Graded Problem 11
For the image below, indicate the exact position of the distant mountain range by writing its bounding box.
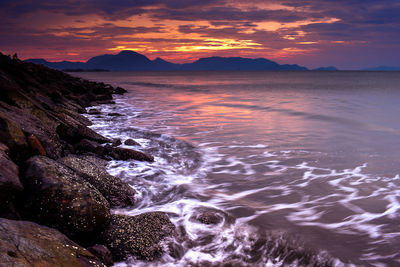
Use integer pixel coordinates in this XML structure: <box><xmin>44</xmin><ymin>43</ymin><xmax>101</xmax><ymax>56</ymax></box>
<box><xmin>312</xmin><ymin>66</ymin><xmax>338</xmax><ymax>71</ymax></box>
<box><xmin>26</xmin><ymin>50</ymin><xmax>400</xmax><ymax>71</ymax></box>
<box><xmin>26</xmin><ymin>50</ymin><xmax>308</xmax><ymax>71</ymax></box>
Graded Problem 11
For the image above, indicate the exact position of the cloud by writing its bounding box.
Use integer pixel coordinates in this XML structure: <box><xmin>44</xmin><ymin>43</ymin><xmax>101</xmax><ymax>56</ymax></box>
<box><xmin>0</xmin><ymin>0</ymin><xmax>399</xmax><ymax>68</ymax></box>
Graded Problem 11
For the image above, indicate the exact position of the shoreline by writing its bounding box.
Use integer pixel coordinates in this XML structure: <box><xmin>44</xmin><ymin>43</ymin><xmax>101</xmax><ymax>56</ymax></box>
<box><xmin>0</xmin><ymin>52</ymin><xmax>176</xmax><ymax>266</ymax></box>
<box><xmin>0</xmin><ymin>53</ymin><xmax>335</xmax><ymax>266</ymax></box>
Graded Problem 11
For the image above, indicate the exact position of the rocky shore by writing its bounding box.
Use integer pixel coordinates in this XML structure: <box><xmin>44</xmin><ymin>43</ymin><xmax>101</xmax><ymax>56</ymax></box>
<box><xmin>0</xmin><ymin>53</ymin><xmax>174</xmax><ymax>266</ymax></box>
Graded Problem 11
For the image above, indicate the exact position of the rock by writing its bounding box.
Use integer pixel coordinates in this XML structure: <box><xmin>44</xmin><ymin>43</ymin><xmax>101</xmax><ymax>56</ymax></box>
<box><xmin>108</xmin><ymin>112</ymin><xmax>123</xmax><ymax>117</ymax></box>
<box><xmin>57</xmin><ymin>122</ymin><xmax>111</xmax><ymax>144</ymax></box>
<box><xmin>0</xmin><ymin>106</ymin><xmax>63</xmax><ymax>161</ymax></box>
<box><xmin>28</xmin><ymin>134</ymin><xmax>46</xmax><ymax>156</ymax></box>
<box><xmin>0</xmin><ymin>143</ymin><xmax>23</xmax><ymax>219</ymax></box>
<box><xmin>0</xmin><ymin>143</ymin><xmax>23</xmax><ymax>203</ymax></box>
<box><xmin>109</xmin><ymin>147</ymin><xmax>154</xmax><ymax>162</ymax></box>
<box><xmin>0</xmin><ymin>218</ymin><xmax>105</xmax><ymax>267</ymax></box>
<box><xmin>0</xmin><ymin>112</ymin><xmax>28</xmax><ymax>162</ymax></box>
<box><xmin>58</xmin><ymin>155</ymin><xmax>136</xmax><ymax>208</ymax></box>
<box><xmin>113</xmin><ymin>86</ymin><xmax>127</xmax><ymax>94</ymax></box>
<box><xmin>124</xmin><ymin>139</ymin><xmax>141</xmax><ymax>146</ymax></box>
<box><xmin>22</xmin><ymin>156</ymin><xmax>110</xmax><ymax>238</ymax></box>
<box><xmin>88</xmin><ymin>108</ymin><xmax>101</xmax><ymax>115</ymax></box>
<box><xmin>74</xmin><ymin>139</ymin><xmax>100</xmax><ymax>153</ymax></box>
<box><xmin>196</xmin><ymin>211</ymin><xmax>223</xmax><ymax>225</ymax></box>
<box><xmin>99</xmin><ymin>213</ymin><xmax>175</xmax><ymax>261</ymax></box>
<box><xmin>112</xmin><ymin>139</ymin><xmax>122</xmax><ymax>147</ymax></box>
<box><xmin>87</xmin><ymin>245</ymin><xmax>114</xmax><ymax>266</ymax></box>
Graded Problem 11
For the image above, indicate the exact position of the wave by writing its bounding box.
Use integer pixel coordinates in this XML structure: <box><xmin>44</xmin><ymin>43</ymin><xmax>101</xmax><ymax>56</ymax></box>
<box><xmin>84</xmin><ymin>98</ymin><xmax>340</xmax><ymax>266</ymax></box>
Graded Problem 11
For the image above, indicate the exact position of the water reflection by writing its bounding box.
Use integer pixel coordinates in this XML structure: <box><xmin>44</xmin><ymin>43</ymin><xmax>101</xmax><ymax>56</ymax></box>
<box><xmin>77</xmin><ymin>71</ymin><xmax>400</xmax><ymax>265</ymax></box>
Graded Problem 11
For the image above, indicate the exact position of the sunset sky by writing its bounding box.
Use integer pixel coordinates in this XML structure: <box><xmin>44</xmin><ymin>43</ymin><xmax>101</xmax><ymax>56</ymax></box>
<box><xmin>1</xmin><ymin>0</ymin><xmax>399</xmax><ymax>69</ymax></box>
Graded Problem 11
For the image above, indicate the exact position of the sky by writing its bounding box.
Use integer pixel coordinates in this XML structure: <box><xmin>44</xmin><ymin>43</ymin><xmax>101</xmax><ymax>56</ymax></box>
<box><xmin>0</xmin><ymin>0</ymin><xmax>399</xmax><ymax>69</ymax></box>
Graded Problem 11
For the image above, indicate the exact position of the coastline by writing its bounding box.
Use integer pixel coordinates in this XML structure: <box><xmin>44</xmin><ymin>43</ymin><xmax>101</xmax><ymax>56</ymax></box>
<box><xmin>0</xmin><ymin>53</ymin><xmax>336</xmax><ymax>266</ymax></box>
<box><xmin>0</xmin><ymin>53</ymin><xmax>175</xmax><ymax>266</ymax></box>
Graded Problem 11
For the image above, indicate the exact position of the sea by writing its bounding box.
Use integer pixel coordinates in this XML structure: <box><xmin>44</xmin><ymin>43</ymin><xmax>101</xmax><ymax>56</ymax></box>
<box><xmin>75</xmin><ymin>71</ymin><xmax>400</xmax><ymax>266</ymax></box>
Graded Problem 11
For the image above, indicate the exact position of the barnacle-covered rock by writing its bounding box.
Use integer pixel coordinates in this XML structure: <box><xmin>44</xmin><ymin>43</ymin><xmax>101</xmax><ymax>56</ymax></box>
<box><xmin>21</xmin><ymin>156</ymin><xmax>110</xmax><ymax>238</ymax></box>
<box><xmin>99</xmin><ymin>213</ymin><xmax>175</xmax><ymax>261</ymax></box>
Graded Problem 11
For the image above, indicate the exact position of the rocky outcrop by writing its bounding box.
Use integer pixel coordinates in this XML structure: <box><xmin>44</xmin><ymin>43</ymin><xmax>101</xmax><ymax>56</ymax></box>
<box><xmin>58</xmin><ymin>155</ymin><xmax>136</xmax><ymax>208</ymax></box>
<box><xmin>27</xmin><ymin>134</ymin><xmax>46</xmax><ymax>156</ymax></box>
<box><xmin>0</xmin><ymin>143</ymin><xmax>23</xmax><ymax>219</ymax></box>
<box><xmin>99</xmin><ymin>213</ymin><xmax>175</xmax><ymax>261</ymax></box>
<box><xmin>108</xmin><ymin>147</ymin><xmax>154</xmax><ymax>162</ymax></box>
<box><xmin>0</xmin><ymin>112</ymin><xmax>29</xmax><ymax>162</ymax></box>
<box><xmin>87</xmin><ymin>245</ymin><xmax>114</xmax><ymax>267</ymax></box>
<box><xmin>195</xmin><ymin>210</ymin><xmax>224</xmax><ymax>225</ymax></box>
<box><xmin>57</xmin><ymin>122</ymin><xmax>111</xmax><ymax>145</ymax></box>
<box><xmin>0</xmin><ymin>143</ymin><xmax>23</xmax><ymax>202</ymax></box>
<box><xmin>114</xmin><ymin>86</ymin><xmax>127</xmax><ymax>94</ymax></box>
<box><xmin>0</xmin><ymin>53</ymin><xmax>176</xmax><ymax>264</ymax></box>
<box><xmin>124</xmin><ymin>138</ymin><xmax>141</xmax><ymax>146</ymax></box>
<box><xmin>21</xmin><ymin>156</ymin><xmax>110</xmax><ymax>238</ymax></box>
<box><xmin>0</xmin><ymin>218</ymin><xmax>105</xmax><ymax>267</ymax></box>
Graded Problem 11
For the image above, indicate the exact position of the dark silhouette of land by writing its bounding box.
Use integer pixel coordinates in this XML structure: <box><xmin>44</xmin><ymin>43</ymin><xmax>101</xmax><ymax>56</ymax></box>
<box><xmin>312</xmin><ymin>66</ymin><xmax>338</xmax><ymax>71</ymax></box>
<box><xmin>26</xmin><ymin>50</ymin><xmax>308</xmax><ymax>71</ymax></box>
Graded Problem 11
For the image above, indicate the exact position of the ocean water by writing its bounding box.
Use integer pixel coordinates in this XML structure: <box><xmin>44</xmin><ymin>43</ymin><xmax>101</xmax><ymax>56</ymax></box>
<box><xmin>76</xmin><ymin>71</ymin><xmax>400</xmax><ymax>266</ymax></box>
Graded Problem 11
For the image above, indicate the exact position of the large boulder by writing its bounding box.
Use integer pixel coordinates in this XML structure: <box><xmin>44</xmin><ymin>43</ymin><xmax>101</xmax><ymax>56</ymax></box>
<box><xmin>0</xmin><ymin>143</ymin><xmax>23</xmax><ymax>219</ymax></box>
<box><xmin>87</xmin><ymin>245</ymin><xmax>114</xmax><ymax>267</ymax></box>
<box><xmin>57</xmin><ymin>122</ymin><xmax>111</xmax><ymax>145</ymax></box>
<box><xmin>58</xmin><ymin>155</ymin><xmax>136</xmax><ymax>208</ymax></box>
<box><xmin>0</xmin><ymin>143</ymin><xmax>23</xmax><ymax>203</ymax></box>
<box><xmin>0</xmin><ymin>218</ymin><xmax>105</xmax><ymax>267</ymax></box>
<box><xmin>0</xmin><ymin>112</ymin><xmax>28</xmax><ymax>162</ymax></box>
<box><xmin>124</xmin><ymin>139</ymin><xmax>141</xmax><ymax>146</ymax></box>
<box><xmin>0</xmin><ymin>105</ymin><xmax>63</xmax><ymax>161</ymax></box>
<box><xmin>108</xmin><ymin>147</ymin><xmax>154</xmax><ymax>162</ymax></box>
<box><xmin>99</xmin><ymin>213</ymin><xmax>175</xmax><ymax>261</ymax></box>
<box><xmin>21</xmin><ymin>156</ymin><xmax>110</xmax><ymax>239</ymax></box>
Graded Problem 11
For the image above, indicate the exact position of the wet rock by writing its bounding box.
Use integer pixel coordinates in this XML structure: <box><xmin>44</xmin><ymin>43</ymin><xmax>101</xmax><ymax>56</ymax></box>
<box><xmin>108</xmin><ymin>112</ymin><xmax>123</xmax><ymax>117</ymax></box>
<box><xmin>112</xmin><ymin>139</ymin><xmax>122</xmax><ymax>147</ymax></box>
<box><xmin>87</xmin><ymin>244</ymin><xmax>114</xmax><ymax>266</ymax></box>
<box><xmin>88</xmin><ymin>108</ymin><xmax>101</xmax><ymax>115</ymax></box>
<box><xmin>22</xmin><ymin>156</ymin><xmax>110</xmax><ymax>238</ymax></box>
<box><xmin>0</xmin><ymin>143</ymin><xmax>23</xmax><ymax>219</ymax></box>
<box><xmin>57</xmin><ymin>122</ymin><xmax>111</xmax><ymax>144</ymax></box>
<box><xmin>109</xmin><ymin>147</ymin><xmax>154</xmax><ymax>162</ymax></box>
<box><xmin>0</xmin><ymin>106</ymin><xmax>63</xmax><ymax>161</ymax></box>
<box><xmin>0</xmin><ymin>112</ymin><xmax>28</xmax><ymax>162</ymax></box>
<box><xmin>196</xmin><ymin>211</ymin><xmax>224</xmax><ymax>225</ymax></box>
<box><xmin>0</xmin><ymin>142</ymin><xmax>23</xmax><ymax>207</ymax></box>
<box><xmin>74</xmin><ymin>139</ymin><xmax>100</xmax><ymax>153</ymax></box>
<box><xmin>58</xmin><ymin>155</ymin><xmax>136</xmax><ymax>208</ymax></box>
<box><xmin>99</xmin><ymin>213</ymin><xmax>175</xmax><ymax>261</ymax></box>
<box><xmin>94</xmin><ymin>145</ymin><xmax>107</xmax><ymax>157</ymax></box>
<box><xmin>27</xmin><ymin>134</ymin><xmax>46</xmax><ymax>156</ymax></box>
<box><xmin>113</xmin><ymin>86</ymin><xmax>127</xmax><ymax>94</ymax></box>
<box><xmin>124</xmin><ymin>139</ymin><xmax>141</xmax><ymax>146</ymax></box>
<box><xmin>0</xmin><ymin>218</ymin><xmax>105</xmax><ymax>267</ymax></box>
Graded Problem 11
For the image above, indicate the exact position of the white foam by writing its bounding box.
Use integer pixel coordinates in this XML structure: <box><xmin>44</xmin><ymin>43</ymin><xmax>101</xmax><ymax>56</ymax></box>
<box><xmin>83</xmin><ymin>95</ymin><xmax>400</xmax><ymax>266</ymax></box>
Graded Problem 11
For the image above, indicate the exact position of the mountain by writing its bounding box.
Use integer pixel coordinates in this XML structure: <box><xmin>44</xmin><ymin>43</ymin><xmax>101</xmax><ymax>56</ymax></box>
<box><xmin>181</xmin><ymin>57</ymin><xmax>307</xmax><ymax>71</ymax></box>
<box><xmin>362</xmin><ymin>66</ymin><xmax>400</xmax><ymax>71</ymax></box>
<box><xmin>86</xmin><ymin>50</ymin><xmax>153</xmax><ymax>71</ymax></box>
<box><xmin>26</xmin><ymin>59</ymin><xmax>86</xmax><ymax>70</ymax></box>
<box><xmin>26</xmin><ymin>50</ymin><xmax>308</xmax><ymax>71</ymax></box>
<box><xmin>313</xmin><ymin>66</ymin><xmax>338</xmax><ymax>71</ymax></box>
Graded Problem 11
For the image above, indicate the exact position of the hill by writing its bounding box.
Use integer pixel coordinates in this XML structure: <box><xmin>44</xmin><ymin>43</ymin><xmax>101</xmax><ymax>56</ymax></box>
<box><xmin>26</xmin><ymin>50</ymin><xmax>308</xmax><ymax>71</ymax></box>
<box><xmin>312</xmin><ymin>66</ymin><xmax>338</xmax><ymax>71</ymax></box>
